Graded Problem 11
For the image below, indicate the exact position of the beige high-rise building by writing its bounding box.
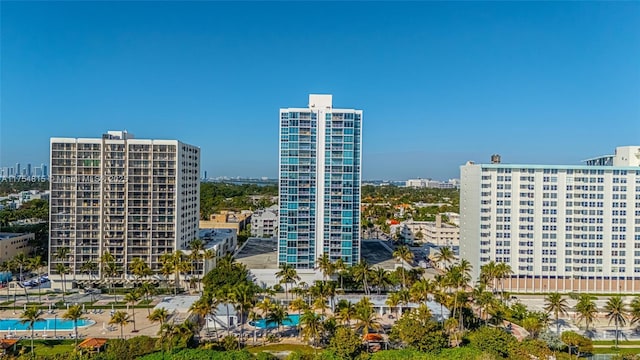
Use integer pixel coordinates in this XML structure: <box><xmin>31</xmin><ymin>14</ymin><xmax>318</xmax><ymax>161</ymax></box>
<box><xmin>49</xmin><ymin>131</ymin><xmax>200</xmax><ymax>286</ymax></box>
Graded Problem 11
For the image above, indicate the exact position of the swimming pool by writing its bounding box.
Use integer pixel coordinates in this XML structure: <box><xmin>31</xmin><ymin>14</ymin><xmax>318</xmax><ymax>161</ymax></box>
<box><xmin>0</xmin><ymin>318</ymin><xmax>95</xmax><ymax>331</ymax></box>
<box><xmin>249</xmin><ymin>314</ymin><xmax>300</xmax><ymax>329</ymax></box>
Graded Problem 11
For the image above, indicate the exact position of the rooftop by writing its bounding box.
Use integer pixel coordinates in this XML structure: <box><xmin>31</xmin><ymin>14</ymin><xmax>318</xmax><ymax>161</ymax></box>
<box><xmin>236</xmin><ymin>238</ymin><xmax>397</xmax><ymax>270</ymax></box>
<box><xmin>0</xmin><ymin>233</ymin><xmax>27</xmax><ymax>240</ymax></box>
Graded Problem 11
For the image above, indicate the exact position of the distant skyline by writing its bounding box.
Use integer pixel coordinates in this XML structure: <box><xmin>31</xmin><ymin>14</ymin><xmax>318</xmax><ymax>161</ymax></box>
<box><xmin>1</xmin><ymin>2</ymin><xmax>639</xmax><ymax>180</ymax></box>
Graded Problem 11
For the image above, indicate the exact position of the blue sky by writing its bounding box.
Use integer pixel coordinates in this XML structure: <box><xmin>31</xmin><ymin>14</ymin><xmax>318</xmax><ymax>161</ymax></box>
<box><xmin>1</xmin><ymin>2</ymin><xmax>639</xmax><ymax>180</ymax></box>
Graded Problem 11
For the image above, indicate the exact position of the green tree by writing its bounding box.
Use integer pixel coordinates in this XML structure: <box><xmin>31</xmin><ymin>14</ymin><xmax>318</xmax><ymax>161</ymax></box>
<box><xmin>190</xmin><ymin>296</ymin><xmax>213</xmax><ymax>334</ymax></box>
<box><xmin>276</xmin><ymin>263</ymin><xmax>300</xmax><ymax>300</ymax></box>
<box><xmin>129</xmin><ymin>257</ymin><xmax>152</xmax><ymax>284</ymax></box>
<box><xmin>110</xmin><ymin>310</ymin><xmax>131</xmax><ymax>339</ymax></box>
<box><xmin>389</xmin><ymin>304</ymin><xmax>448</xmax><ymax>352</ymax></box>
<box><xmin>354</xmin><ymin>297</ymin><xmax>382</xmax><ymax>336</ymax></box>
<box><xmin>371</xmin><ymin>267</ymin><xmax>392</xmax><ymax>295</ymax></box>
<box><xmin>352</xmin><ymin>260</ymin><xmax>372</xmax><ymax>295</ymax></box>
<box><xmin>148</xmin><ymin>308</ymin><xmax>169</xmax><ymax>327</ymax></box>
<box><xmin>467</xmin><ymin>326</ymin><xmax>518</xmax><ymax>358</ymax></box>
<box><xmin>55</xmin><ymin>262</ymin><xmax>69</xmax><ymax>304</ymax></box>
<box><xmin>266</xmin><ymin>304</ymin><xmax>290</xmax><ymax>337</ymax></box>
<box><xmin>327</xmin><ymin>326</ymin><xmax>363</xmax><ymax>359</ymax></box>
<box><xmin>561</xmin><ymin>331</ymin><xmax>593</xmax><ymax>359</ymax></box>
<box><xmin>62</xmin><ymin>304</ymin><xmax>84</xmax><ymax>346</ymax></box>
<box><xmin>317</xmin><ymin>253</ymin><xmax>335</xmax><ymax>282</ymax></box>
<box><xmin>300</xmin><ymin>310</ymin><xmax>323</xmax><ymax>348</ymax></box>
<box><xmin>575</xmin><ymin>294</ymin><xmax>598</xmax><ymax>331</ymax></box>
<box><xmin>140</xmin><ymin>282</ymin><xmax>157</xmax><ymax>316</ymax></box>
<box><xmin>20</xmin><ymin>306</ymin><xmax>44</xmax><ymax>358</ymax></box>
<box><xmin>629</xmin><ymin>295</ymin><xmax>640</xmax><ymax>328</ymax></box>
<box><xmin>604</xmin><ymin>295</ymin><xmax>628</xmax><ymax>348</ymax></box>
<box><xmin>124</xmin><ymin>290</ymin><xmax>141</xmax><ymax>332</ymax></box>
<box><xmin>432</xmin><ymin>246</ymin><xmax>455</xmax><ymax>269</ymax></box>
<box><xmin>289</xmin><ymin>297</ymin><xmax>309</xmax><ymax>338</ymax></box>
<box><xmin>544</xmin><ymin>292</ymin><xmax>569</xmax><ymax>334</ymax></box>
<box><xmin>392</xmin><ymin>245</ymin><xmax>414</xmax><ymax>289</ymax></box>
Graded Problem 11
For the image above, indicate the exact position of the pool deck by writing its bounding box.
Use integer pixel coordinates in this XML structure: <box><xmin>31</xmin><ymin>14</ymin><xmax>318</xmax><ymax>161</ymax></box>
<box><xmin>0</xmin><ymin>308</ymin><xmax>161</xmax><ymax>340</ymax></box>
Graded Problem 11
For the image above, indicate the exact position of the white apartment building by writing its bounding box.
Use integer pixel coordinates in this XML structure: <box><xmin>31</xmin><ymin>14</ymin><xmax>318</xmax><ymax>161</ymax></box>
<box><xmin>460</xmin><ymin>146</ymin><xmax>640</xmax><ymax>293</ymax></box>
<box><xmin>49</xmin><ymin>131</ymin><xmax>200</xmax><ymax>286</ymax></box>
<box><xmin>405</xmin><ymin>178</ymin><xmax>460</xmax><ymax>189</ymax></box>
<box><xmin>390</xmin><ymin>215</ymin><xmax>459</xmax><ymax>246</ymax></box>
<box><xmin>278</xmin><ymin>94</ymin><xmax>362</xmax><ymax>269</ymax></box>
<box><xmin>251</xmin><ymin>205</ymin><xmax>278</xmax><ymax>238</ymax></box>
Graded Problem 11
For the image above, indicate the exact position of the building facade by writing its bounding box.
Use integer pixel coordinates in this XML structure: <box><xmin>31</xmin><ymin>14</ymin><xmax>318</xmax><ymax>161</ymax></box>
<box><xmin>199</xmin><ymin>210</ymin><xmax>251</xmax><ymax>232</ymax></box>
<box><xmin>49</xmin><ymin>130</ymin><xmax>200</xmax><ymax>284</ymax></box>
<box><xmin>251</xmin><ymin>205</ymin><xmax>278</xmax><ymax>238</ymax></box>
<box><xmin>390</xmin><ymin>215</ymin><xmax>459</xmax><ymax>247</ymax></box>
<box><xmin>0</xmin><ymin>233</ymin><xmax>34</xmax><ymax>263</ymax></box>
<box><xmin>278</xmin><ymin>94</ymin><xmax>362</xmax><ymax>269</ymax></box>
<box><xmin>460</xmin><ymin>146</ymin><xmax>640</xmax><ymax>293</ymax></box>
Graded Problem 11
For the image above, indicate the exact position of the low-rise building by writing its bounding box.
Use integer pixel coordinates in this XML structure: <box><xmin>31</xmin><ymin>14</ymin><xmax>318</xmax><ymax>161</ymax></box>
<box><xmin>390</xmin><ymin>215</ymin><xmax>459</xmax><ymax>247</ymax></box>
<box><xmin>0</xmin><ymin>233</ymin><xmax>34</xmax><ymax>262</ymax></box>
<box><xmin>186</xmin><ymin>229</ymin><xmax>238</xmax><ymax>275</ymax></box>
<box><xmin>199</xmin><ymin>210</ymin><xmax>251</xmax><ymax>232</ymax></box>
<box><xmin>251</xmin><ymin>205</ymin><xmax>278</xmax><ymax>238</ymax></box>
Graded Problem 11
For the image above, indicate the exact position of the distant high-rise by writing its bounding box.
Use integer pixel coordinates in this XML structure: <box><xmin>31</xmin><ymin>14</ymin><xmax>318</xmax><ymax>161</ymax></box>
<box><xmin>49</xmin><ymin>130</ymin><xmax>200</xmax><ymax>285</ymax></box>
<box><xmin>15</xmin><ymin>163</ymin><xmax>20</xmax><ymax>177</ymax></box>
<box><xmin>26</xmin><ymin>164</ymin><xmax>32</xmax><ymax>177</ymax></box>
<box><xmin>42</xmin><ymin>164</ymin><xmax>48</xmax><ymax>177</ymax></box>
<box><xmin>278</xmin><ymin>94</ymin><xmax>362</xmax><ymax>269</ymax></box>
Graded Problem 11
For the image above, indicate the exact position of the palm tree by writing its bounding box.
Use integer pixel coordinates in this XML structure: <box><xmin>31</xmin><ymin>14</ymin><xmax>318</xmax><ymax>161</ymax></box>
<box><xmin>433</xmin><ymin>246</ymin><xmax>455</xmax><ymax>269</ymax></box>
<box><xmin>386</xmin><ymin>292</ymin><xmax>402</xmax><ymax>319</ymax></box>
<box><xmin>335</xmin><ymin>299</ymin><xmax>356</xmax><ymax>326</ymax></box>
<box><xmin>129</xmin><ymin>257</ymin><xmax>152</xmax><ymax>285</ymax></box>
<box><xmin>494</xmin><ymin>262</ymin><xmax>513</xmax><ymax>296</ymax></box>
<box><xmin>393</xmin><ymin>245</ymin><xmax>414</xmax><ymax>289</ymax></box>
<box><xmin>409</xmin><ymin>279</ymin><xmax>435</xmax><ymax>303</ymax></box>
<box><xmin>334</xmin><ymin>258</ymin><xmax>347</xmax><ymax>290</ymax></box>
<box><xmin>352</xmin><ymin>260</ymin><xmax>372</xmax><ymax>295</ymax></box>
<box><xmin>148</xmin><ymin>308</ymin><xmax>169</xmax><ymax>327</ymax></box>
<box><xmin>370</xmin><ymin>267</ymin><xmax>392</xmax><ymax>295</ymax></box>
<box><xmin>288</xmin><ymin>297</ymin><xmax>308</xmax><ymax>338</ymax></box>
<box><xmin>80</xmin><ymin>260</ymin><xmax>98</xmax><ymax>280</ymax></box>
<box><xmin>29</xmin><ymin>256</ymin><xmax>46</xmax><ymax>303</ymax></box>
<box><xmin>139</xmin><ymin>282</ymin><xmax>157</xmax><ymax>316</ymax></box>
<box><xmin>575</xmin><ymin>294</ymin><xmax>598</xmax><ymax>331</ymax></box>
<box><xmin>604</xmin><ymin>295</ymin><xmax>628</xmax><ymax>348</ymax></box>
<box><xmin>233</xmin><ymin>282</ymin><xmax>257</xmax><ymax>344</ymax></box>
<box><xmin>189</xmin><ymin>238</ymin><xmax>204</xmax><ymax>276</ymax></box>
<box><xmin>480</xmin><ymin>260</ymin><xmax>498</xmax><ymax>290</ymax></box>
<box><xmin>266</xmin><ymin>304</ymin><xmax>290</xmax><ymax>337</ymax></box>
<box><xmin>109</xmin><ymin>310</ymin><xmax>131</xmax><ymax>339</ymax></box>
<box><xmin>299</xmin><ymin>310</ymin><xmax>323</xmax><ymax>348</ymax></box>
<box><xmin>99</xmin><ymin>251</ymin><xmax>115</xmax><ymax>280</ymax></box>
<box><xmin>544</xmin><ymin>292</ymin><xmax>569</xmax><ymax>334</ymax></box>
<box><xmin>276</xmin><ymin>263</ymin><xmax>300</xmax><ymax>300</ymax></box>
<box><xmin>316</xmin><ymin>253</ymin><xmax>334</xmax><ymax>282</ymax></box>
<box><xmin>189</xmin><ymin>296</ymin><xmax>213</xmax><ymax>334</ymax></box>
<box><xmin>630</xmin><ymin>296</ymin><xmax>640</xmax><ymax>328</ymax></box>
<box><xmin>55</xmin><ymin>263</ymin><xmax>69</xmax><ymax>304</ymax></box>
<box><xmin>124</xmin><ymin>290</ymin><xmax>141</xmax><ymax>331</ymax></box>
<box><xmin>354</xmin><ymin>297</ymin><xmax>382</xmax><ymax>336</ymax></box>
<box><xmin>20</xmin><ymin>306</ymin><xmax>44</xmax><ymax>358</ymax></box>
<box><xmin>63</xmin><ymin>304</ymin><xmax>83</xmax><ymax>346</ymax></box>
<box><xmin>474</xmin><ymin>287</ymin><xmax>497</xmax><ymax>325</ymax></box>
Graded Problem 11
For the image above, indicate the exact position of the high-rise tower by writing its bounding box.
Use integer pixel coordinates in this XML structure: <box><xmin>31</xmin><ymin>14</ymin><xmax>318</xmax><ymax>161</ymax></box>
<box><xmin>278</xmin><ymin>95</ymin><xmax>362</xmax><ymax>269</ymax></box>
<box><xmin>49</xmin><ymin>130</ymin><xmax>200</xmax><ymax>286</ymax></box>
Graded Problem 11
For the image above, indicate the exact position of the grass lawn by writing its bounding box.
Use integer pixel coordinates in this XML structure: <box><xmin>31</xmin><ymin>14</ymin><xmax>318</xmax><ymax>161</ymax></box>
<box><xmin>591</xmin><ymin>347</ymin><xmax>640</xmax><ymax>355</ymax></box>
<box><xmin>593</xmin><ymin>340</ymin><xmax>640</xmax><ymax>346</ymax></box>
<box><xmin>18</xmin><ymin>339</ymin><xmax>76</xmax><ymax>356</ymax></box>
<box><xmin>246</xmin><ymin>344</ymin><xmax>315</xmax><ymax>354</ymax></box>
